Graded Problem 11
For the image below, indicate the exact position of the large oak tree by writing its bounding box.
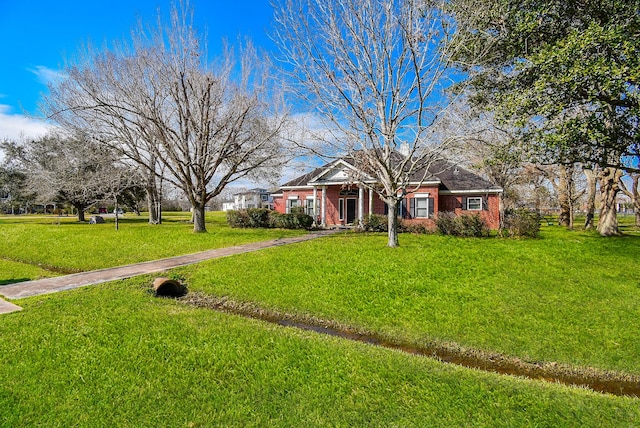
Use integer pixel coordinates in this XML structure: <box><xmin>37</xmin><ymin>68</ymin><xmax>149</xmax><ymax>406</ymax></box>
<box><xmin>451</xmin><ymin>0</ymin><xmax>640</xmax><ymax>235</ymax></box>
<box><xmin>44</xmin><ymin>4</ymin><xmax>289</xmax><ymax>232</ymax></box>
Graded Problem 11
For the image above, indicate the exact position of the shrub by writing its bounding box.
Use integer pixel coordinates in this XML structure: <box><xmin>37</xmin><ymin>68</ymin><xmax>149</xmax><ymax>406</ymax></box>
<box><xmin>270</xmin><ymin>208</ymin><xmax>314</xmax><ymax>230</ymax></box>
<box><xmin>361</xmin><ymin>214</ymin><xmax>388</xmax><ymax>232</ymax></box>
<box><xmin>405</xmin><ymin>222</ymin><xmax>431</xmax><ymax>234</ymax></box>
<box><xmin>436</xmin><ymin>212</ymin><xmax>489</xmax><ymax>237</ymax></box>
<box><xmin>228</xmin><ymin>207</ymin><xmax>314</xmax><ymax>230</ymax></box>
<box><xmin>246</xmin><ymin>208</ymin><xmax>271</xmax><ymax>228</ymax></box>
<box><xmin>458</xmin><ymin>213</ymin><xmax>490</xmax><ymax>237</ymax></box>
<box><xmin>226</xmin><ymin>210</ymin><xmax>250</xmax><ymax>228</ymax></box>
<box><xmin>503</xmin><ymin>209</ymin><xmax>541</xmax><ymax>238</ymax></box>
<box><xmin>435</xmin><ymin>212</ymin><xmax>457</xmax><ymax>236</ymax></box>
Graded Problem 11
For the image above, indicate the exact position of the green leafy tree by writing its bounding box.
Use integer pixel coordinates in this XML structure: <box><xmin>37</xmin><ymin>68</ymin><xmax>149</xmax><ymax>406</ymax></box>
<box><xmin>451</xmin><ymin>0</ymin><xmax>640</xmax><ymax>235</ymax></box>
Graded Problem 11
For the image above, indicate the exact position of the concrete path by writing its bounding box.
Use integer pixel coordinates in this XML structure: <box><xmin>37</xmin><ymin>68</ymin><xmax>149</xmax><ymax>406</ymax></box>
<box><xmin>0</xmin><ymin>230</ymin><xmax>340</xmax><ymax>314</ymax></box>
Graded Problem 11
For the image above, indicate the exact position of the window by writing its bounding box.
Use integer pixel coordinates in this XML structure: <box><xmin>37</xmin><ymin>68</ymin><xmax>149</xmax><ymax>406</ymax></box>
<box><xmin>305</xmin><ymin>199</ymin><xmax>314</xmax><ymax>216</ymax></box>
<box><xmin>338</xmin><ymin>198</ymin><xmax>344</xmax><ymax>220</ymax></box>
<box><xmin>261</xmin><ymin>194</ymin><xmax>268</xmax><ymax>201</ymax></box>
<box><xmin>467</xmin><ymin>197</ymin><xmax>482</xmax><ymax>210</ymax></box>
<box><xmin>415</xmin><ymin>197</ymin><xmax>429</xmax><ymax>218</ymax></box>
<box><xmin>286</xmin><ymin>199</ymin><xmax>300</xmax><ymax>213</ymax></box>
<box><xmin>410</xmin><ymin>195</ymin><xmax>433</xmax><ymax>218</ymax></box>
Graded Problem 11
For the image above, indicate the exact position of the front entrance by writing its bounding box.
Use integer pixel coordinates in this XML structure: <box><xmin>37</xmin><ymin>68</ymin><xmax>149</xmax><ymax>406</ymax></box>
<box><xmin>346</xmin><ymin>198</ymin><xmax>357</xmax><ymax>224</ymax></box>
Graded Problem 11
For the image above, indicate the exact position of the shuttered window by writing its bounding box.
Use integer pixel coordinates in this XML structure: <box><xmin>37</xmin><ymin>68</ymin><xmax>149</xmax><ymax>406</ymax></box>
<box><xmin>410</xmin><ymin>197</ymin><xmax>434</xmax><ymax>218</ymax></box>
<box><xmin>467</xmin><ymin>197</ymin><xmax>482</xmax><ymax>210</ymax></box>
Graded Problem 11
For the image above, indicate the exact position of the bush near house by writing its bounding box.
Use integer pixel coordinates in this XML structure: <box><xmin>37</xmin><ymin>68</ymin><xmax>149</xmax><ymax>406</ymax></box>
<box><xmin>436</xmin><ymin>212</ymin><xmax>489</xmax><ymax>237</ymax></box>
<box><xmin>227</xmin><ymin>207</ymin><xmax>313</xmax><ymax>230</ymax></box>
<box><xmin>360</xmin><ymin>214</ymin><xmax>390</xmax><ymax>232</ymax></box>
<box><xmin>502</xmin><ymin>209</ymin><xmax>541</xmax><ymax>238</ymax></box>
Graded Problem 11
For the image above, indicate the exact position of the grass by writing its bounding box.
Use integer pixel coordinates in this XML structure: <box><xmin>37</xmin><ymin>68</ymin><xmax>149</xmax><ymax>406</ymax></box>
<box><xmin>0</xmin><ymin>259</ymin><xmax>57</xmax><ymax>285</ymax></box>
<box><xmin>1</xmin><ymin>214</ymin><xmax>639</xmax><ymax>425</ymax></box>
<box><xmin>1</xmin><ymin>281</ymin><xmax>639</xmax><ymax>427</ymax></box>
<box><xmin>182</xmin><ymin>226</ymin><xmax>640</xmax><ymax>375</ymax></box>
<box><xmin>0</xmin><ymin>212</ymin><xmax>304</xmax><ymax>276</ymax></box>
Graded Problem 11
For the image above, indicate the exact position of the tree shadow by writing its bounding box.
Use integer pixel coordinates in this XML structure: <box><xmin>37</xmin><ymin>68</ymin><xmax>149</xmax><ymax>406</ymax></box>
<box><xmin>0</xmin><ymin>278</ymin><xmax>30</xmax><ymax>286</ymax></box>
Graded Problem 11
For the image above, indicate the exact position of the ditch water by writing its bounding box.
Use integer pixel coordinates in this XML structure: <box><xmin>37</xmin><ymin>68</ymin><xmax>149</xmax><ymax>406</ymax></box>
<box><xmin>179</xmin><ymin>293</ymin><xmax>640</xmax><ymax>398</ymax></box>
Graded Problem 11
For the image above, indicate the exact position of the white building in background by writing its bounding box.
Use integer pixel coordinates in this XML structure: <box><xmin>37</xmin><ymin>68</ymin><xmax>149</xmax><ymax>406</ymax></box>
<box><xmin>222</xmin><ymin>188</ymin><xmax>274</xmax><ymax>211</ymax></box>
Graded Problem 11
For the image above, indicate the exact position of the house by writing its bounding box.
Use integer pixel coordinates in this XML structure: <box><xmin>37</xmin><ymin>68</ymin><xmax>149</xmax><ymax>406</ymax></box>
<box><xmin>272</xmin><ymin>156</ymin><xmax>503</xmax><ymax>229</ymax></box>
<box><xmin>227</xmin><ymin>188</ymin><xmax>273</xmax><ymax>211</ymax></box>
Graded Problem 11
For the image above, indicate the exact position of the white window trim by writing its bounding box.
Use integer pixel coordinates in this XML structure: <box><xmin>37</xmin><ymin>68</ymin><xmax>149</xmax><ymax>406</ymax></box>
<box><xmin>338</xmin><ymin>198</ymin><xmax>344</xmax><ymax>221</ymax></box>
<box><xmin>414</xmin><ymin>196</ymin><xmax>429</xmax><ymax>218</ymax></box>
<box><xmin>467</xmin><ymin>196</ymin><xmax>482</xmax><ymax>211</ymax></box>
<box><xmin>286</xmin><ymin>198</ymin><xmax>300</xmax><ymax>213</ymax></box>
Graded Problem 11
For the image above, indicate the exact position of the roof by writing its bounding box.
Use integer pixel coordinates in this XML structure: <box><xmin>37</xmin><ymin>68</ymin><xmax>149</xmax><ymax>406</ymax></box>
<box><xmin>278</xmin><ymin>153</ymin><xmax>502</xmax><ymax>193</ymax></box>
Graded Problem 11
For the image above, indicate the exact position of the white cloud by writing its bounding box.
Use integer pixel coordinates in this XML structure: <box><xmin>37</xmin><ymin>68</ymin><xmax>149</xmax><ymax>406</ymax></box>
<box><xmin>28</xmin><ymin>65</ymin><xmax>66</xmax><ymax>85</ymax></box>
<box><xmin>0</xmin><ymin>105</ymin><xmax>49</xmax><ymax>141</ymax></box>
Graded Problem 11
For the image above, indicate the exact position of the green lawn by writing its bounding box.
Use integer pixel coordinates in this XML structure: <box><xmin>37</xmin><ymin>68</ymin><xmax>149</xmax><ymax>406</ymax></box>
<box><xmin>1</xmin><ymin>214</ymin><xmax>639</xmax><ymax>425</ymax></box>
<box><xmin>1</xmin><ymin>281</ymin><xmax>638</xmax><ymax>427</ymax></box>
<box><xmin>0</xmin><ymin>212</ymin><xmax>304</xmax><ymax>277</ymax></box>
<box><xmin>183</xmin><ymin>228</ymin><xmax>640</xmax><ymax>375</ymax></box>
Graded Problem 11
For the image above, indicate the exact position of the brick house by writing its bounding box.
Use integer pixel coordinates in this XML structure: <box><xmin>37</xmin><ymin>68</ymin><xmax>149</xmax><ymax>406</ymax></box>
<box><xmin>272</xmin><ymin>156</ymin><xmax>502</xmax><ymax>229</ymax></box>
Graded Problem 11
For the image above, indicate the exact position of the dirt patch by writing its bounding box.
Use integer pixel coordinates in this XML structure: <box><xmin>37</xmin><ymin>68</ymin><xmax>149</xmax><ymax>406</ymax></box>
<box><xmin>179</xmin><ymin>292</ymin><xmax>640</xmax><ymax>398</ymax></box>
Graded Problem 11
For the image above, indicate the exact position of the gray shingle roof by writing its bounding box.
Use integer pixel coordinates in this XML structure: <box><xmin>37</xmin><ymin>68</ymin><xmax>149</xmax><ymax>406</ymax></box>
<box><xmin>278</xmin><ymin>155</ymin><xmax>501</xmax><ymax>193</ymax></box>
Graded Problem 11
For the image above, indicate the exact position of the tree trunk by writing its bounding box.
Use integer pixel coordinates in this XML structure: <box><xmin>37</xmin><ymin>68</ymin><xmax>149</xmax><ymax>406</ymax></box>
<box><xmin>146</xmin><ymin>173</ymin><xmax>160</xmax><ymax>224</ymax></box>
<box><xmin>619</xmin><ymin>173</ymin><xmax>639</xmax><ymax>227</ymax></box>
<box><xmin>583</xmin><ymin>167</ymin><xmax>597</xmax><ymax>230</ymax></box>
<box><xmin>556</xmin><ymin>165</ymin><xmax>571</xmax><ymax>228</ymax></box>
<box><xmin>192</xmin><ymin>203</ymin><xmax>207</xmax><ymax>233</ymax></box>
<box><xmin>387</xmin><ymin>199</ymin><xmax>399</xmax><ymax>248</ymax></box>
<box><xmin>75</xmin><ymin>203</ymin><xmax>86</xmax><ymax>222</ymax></box>
<box><xmin>114</xmin><ymin>198</ymin><xmax>120</xmax><ymax>231</ymax></box>
<box><xmin>596</xmin><ymin>167</ymin><xmax>622</xmax><ymax>236</ymax></box>
<box><xmin>147</xmin><ymin>187</ymin><xmax>158</xmax><ymax>224</ymax></box>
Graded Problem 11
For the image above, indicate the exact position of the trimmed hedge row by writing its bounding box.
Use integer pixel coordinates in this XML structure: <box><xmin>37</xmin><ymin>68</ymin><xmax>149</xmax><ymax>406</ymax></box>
<box><xmin>226</xmin><ymin>208</ymin><xmax>314</xmax><ymax>230</ymax></box>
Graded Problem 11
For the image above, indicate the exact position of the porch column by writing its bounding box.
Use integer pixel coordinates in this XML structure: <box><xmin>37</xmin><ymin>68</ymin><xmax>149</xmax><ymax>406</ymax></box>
<box><xmin>313</xmin><ymin>186</ymin><xmax>318</xmax><ymax>225</ymax></box>
<box><xmin>358</xmin><ymin>185</ymin><xmax>364</xmax><ymax>226</ymax></box>
<box><xmin>368</xmin><ymin>188</ymin><xmax>373</xmax><ymax>215</ymax></box>
<box><xmin>321</xmin><ymin>185</ymin><xmax>327</xmax><ymax>227</ymax></box>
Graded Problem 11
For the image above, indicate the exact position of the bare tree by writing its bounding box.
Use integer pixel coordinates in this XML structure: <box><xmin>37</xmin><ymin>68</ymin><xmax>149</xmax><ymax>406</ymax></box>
<box><xmin>4</xmin><ymin>132</ymin><xmax>116</xmax><ymax>221</ymax></box>
<box><xmin>43</xmin><ymin>3</ymin><xmax>289</xmax><ymax>232</ymax></box>
<box><xmin>272</xmin><ymin>0</ymin><xmax>469</xmax><ymax>247</ymax></box>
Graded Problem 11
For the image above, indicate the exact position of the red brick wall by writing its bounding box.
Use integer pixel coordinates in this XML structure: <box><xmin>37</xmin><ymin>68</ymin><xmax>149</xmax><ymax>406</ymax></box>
<box><xmin>275</xmin><ymin>187</ymin><xmax>501</xmax><ymax>229</ymax></box>
<box><xmin>438</xmin><ymin>194</ymin><xmax>501</xmax><ymax>229</ymax></box>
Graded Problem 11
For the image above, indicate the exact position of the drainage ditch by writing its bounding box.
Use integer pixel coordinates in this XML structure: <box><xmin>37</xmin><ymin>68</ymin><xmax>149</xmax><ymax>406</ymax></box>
<box><xmin>179</xmin><ymin>292</ymin><xmax>640</xmax><ymax>398</ymax></box>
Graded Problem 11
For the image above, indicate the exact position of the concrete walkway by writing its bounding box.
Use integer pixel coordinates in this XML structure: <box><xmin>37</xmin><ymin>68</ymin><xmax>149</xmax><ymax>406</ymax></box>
<box><xmin>0</xmin><ymin>230</ymin><xmax>340</xmax><ymax>314</ymax></box>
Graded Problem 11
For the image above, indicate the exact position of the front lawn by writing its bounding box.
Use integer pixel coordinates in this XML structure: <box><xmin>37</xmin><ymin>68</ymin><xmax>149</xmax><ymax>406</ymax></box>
<box><xmin>183</xmin><ymin>228</ymin><xmax>640</xmax><ymax>375</ymax></box>
<box><xmin>1</xmin><ymin>281</ymin><xmax>638</xmax><ymax>427</ymax></box>
<box><xmin>0</xmin><ymin>212</ymin><xmax>304</xmax><ymax>278</ymax></box>
<box><xmin>1</xmin><ymin>218</ymin><xmax>638</xmax><ymax>425</ymax></box>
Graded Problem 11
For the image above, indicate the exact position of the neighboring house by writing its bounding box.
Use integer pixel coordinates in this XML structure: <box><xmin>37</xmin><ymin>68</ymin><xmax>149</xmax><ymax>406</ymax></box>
<box><xmin>272</xmin><ymin>155</ymin><xmax>503</xmax><ymax>229</ymax></box>
<box><xmin>221</xmin><ymin>201</ymin><xmax>236</xmax><ymax>212</ymax></box>
<box><xmin>230</xmin><ymin>188</ymin><xmax>274</xmax><ymax>211</ymax></box>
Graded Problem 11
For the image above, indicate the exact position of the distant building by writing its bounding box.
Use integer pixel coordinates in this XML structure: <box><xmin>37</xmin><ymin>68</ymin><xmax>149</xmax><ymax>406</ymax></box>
<box><xmin>222</xmin><ymin>188</ymin><xmax>274</xmax><ymax>211</ymax></box>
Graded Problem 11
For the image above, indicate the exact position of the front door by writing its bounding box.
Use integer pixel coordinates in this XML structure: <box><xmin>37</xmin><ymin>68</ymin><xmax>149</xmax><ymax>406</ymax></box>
<box><xmin>346</xmin><ymin>198</ymin><xmax>357</xmax><ymax>224</ymax></box>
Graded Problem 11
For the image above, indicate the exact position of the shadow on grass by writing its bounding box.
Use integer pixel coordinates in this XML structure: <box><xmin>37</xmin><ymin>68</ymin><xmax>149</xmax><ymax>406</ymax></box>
<box><xmin>0</xmin><ymin>278</ymin><xmax>30</xmax><ymax>286</ymax></box>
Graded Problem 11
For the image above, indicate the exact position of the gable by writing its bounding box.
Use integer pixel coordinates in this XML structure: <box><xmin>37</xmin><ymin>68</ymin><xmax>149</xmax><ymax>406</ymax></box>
<box><xmin>279</xmin><ymin>153</ymin><xmax>502</xmax><ymax>193</ymax></box>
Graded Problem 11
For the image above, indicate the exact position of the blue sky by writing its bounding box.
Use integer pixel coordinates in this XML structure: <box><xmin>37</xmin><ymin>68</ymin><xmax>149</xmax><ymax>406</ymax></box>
<box><xmin>0</xmin><ymin>0</ymin><xmax>276</xmax><ymax>140</ymax></box>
